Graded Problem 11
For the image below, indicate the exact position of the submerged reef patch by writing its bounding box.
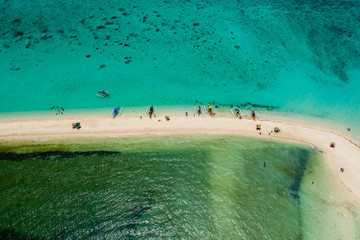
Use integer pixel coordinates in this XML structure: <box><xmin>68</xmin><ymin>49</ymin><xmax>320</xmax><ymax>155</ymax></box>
<box><xmin>238</xmin><ymin>102</ymin><xmax>280</xmax><ymax>111</ymax></box>
<box><xmin>289</xmin><ymin>149</ymin><xmax>309</xmax><ymax>200</ymax></box>
<box><xmin>0</xmin><ymin>151</ymin><xmax>121</xmax><ymax>162</ymax></box>
<box><xmin>0</xmin><ymin>229</ymin><xmax>45</xmax><ymax>240</ymax></box>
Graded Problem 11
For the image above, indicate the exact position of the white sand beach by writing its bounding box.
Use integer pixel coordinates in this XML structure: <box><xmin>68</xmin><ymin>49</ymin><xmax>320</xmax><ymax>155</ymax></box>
<box><xmin>1</xmin><ymin>113</ymin><xmax>360</xmax><ymax>206</ymax></box>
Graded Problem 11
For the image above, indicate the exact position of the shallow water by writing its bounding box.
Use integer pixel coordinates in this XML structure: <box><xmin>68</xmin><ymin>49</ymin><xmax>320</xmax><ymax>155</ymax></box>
<box><xmin>0</xmin><ymin>137</ymin><xmax>359</xmax><ymax>239</ymax></box>
<box><xmin>0</xmin><ymin>0</ymin><xmax>359</xmax><ymax>132</ymax></box>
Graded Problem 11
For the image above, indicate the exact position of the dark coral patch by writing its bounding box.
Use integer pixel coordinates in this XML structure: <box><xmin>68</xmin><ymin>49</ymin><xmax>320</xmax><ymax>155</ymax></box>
<box><xmin>14</xmin><ymin>32</ymin><xmax>24</xmax><ymax>37</ymax></box>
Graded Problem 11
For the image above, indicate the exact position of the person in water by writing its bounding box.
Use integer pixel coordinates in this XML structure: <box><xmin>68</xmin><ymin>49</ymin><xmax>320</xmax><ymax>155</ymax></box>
<box><xmin>208</xmin><ymin>104</ymin><xmax>213</xmax><ymax>116</ymax></box>
<box><xmin>235</xmin><ymin>108</ymin><xmax>241</xmax><ymax>118</ymax></box>
<box><xmin>251</xmin><ymin>109</ymin><xmax>256</xmax><ymax>120</ymax></box>
<box><xmin>197</xmin><ymin>105</ymin><xmax>202</xmax><ymax>115</ymax></box>
<box><xmin>149</xmin><ymin>105</ymin><xmax>154</xmax><ymax>118</ymax></box>
<box><xmin>113</xmin><ymin>107</ymin><xmax>120</xmax><ymax>119</ymax></box>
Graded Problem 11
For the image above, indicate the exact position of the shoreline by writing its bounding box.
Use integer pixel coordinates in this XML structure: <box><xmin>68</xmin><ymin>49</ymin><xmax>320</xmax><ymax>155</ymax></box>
<box><xmin>1</xmin><ymin>112</ymin><xmax>360</xmax><ymax>206</ymax></box>
<box><xmin>0</xmin><ymin>105</ymin><xmax>356</xmax><ymax>137</ymax></box>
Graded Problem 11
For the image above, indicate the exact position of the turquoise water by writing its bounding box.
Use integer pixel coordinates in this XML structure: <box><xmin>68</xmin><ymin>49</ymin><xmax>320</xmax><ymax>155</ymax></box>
<box><xmin>1</xmin><ymin>137</ymin><xmax>359</xmax><ymax>239</ymax></box>
<box><xmin>0</xmin><ymin>0</ymin><xmax>359</xmax><ymax>129</ymax></box>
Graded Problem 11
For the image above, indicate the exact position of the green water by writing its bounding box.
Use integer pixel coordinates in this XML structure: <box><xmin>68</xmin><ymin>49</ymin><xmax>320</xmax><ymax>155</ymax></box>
<box><xmin>1</xmin><ymin>137</ymin><xmax>359</xmax><ymax>239</ymax></box>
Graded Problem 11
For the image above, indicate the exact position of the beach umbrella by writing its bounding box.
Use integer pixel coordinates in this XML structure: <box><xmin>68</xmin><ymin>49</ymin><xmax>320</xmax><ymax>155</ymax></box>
<box><xmin>75</xmin><ymin>122</ymin><xmax>80</xmax><ymax>126</ymax></box>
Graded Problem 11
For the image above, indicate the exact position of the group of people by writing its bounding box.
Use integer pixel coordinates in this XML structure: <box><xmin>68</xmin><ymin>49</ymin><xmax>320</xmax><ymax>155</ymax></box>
<box><xmin>196</xmin><ymin>104</ymin><xmax>215</xmax><ymax>116</ymax></box>
<box><xmin>97</xmin><ymin>89</ymin><xmax>256</xmax><ymax>120</ymax></box>
<box><xmin>97</xmin><ymin>90</ymin><xmax>256</xmax><ymax>120</ymax></box>
<box><xmin>72</xmin><ymin>122</ymin><xmax>81</xmax><ymax>129</ymax></box>
<box><xmin>234</xmin><ymin>108</ymin><xmax>256</xmax><ymax>120</ymax></box>
<box><xmin>145</xmin><ymin>104</ymin><xmax>256</xmax><ymax>119</ymax></box>
<box><xmin>196</xmin><ymin>105</ymin><xmax>256</xmax><ymax>120</ymax></box>
<box><xmin>116</xmin><ymin>104</ymin><xmax>255</xmax><ymax>120</ymax></box>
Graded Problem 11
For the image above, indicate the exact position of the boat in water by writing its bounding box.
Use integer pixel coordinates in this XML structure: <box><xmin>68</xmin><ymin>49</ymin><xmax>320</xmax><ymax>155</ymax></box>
<box><xmin>97</xmin><ymin>90</ymin><xmax>110</xmax><ymax>97</ymax></box>
<box><xmin>112</xmin><ymin>107</ymin><xmax>123</xmax><ymax>119</ymax></box>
